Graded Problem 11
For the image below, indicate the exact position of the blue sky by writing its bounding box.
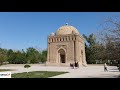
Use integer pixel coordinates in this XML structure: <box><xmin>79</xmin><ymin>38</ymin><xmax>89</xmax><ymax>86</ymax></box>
<box><xmin>0</xmin><ymin>12</ymin><xmax>120</xmax><ymax>51</ymax></box>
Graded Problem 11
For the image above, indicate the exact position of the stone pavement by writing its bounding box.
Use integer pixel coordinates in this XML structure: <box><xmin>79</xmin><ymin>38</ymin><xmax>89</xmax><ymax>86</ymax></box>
<box><xmin>0</xmin><ymin>64</ymin><xmax>120</xmax><ymax>78</ymax></box>
<box><xmin>51</xmin><ymin>66</ymin><xmax>120</xmax><ymax>78</ymax></box>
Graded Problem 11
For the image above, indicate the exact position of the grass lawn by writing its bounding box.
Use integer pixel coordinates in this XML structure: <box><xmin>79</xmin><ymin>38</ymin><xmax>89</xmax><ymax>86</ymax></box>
<box><xmin>0</xmin><ymin>69</ymin><xmax>14</xmax><ymax>72</ymax></box>
<box><xmin>12</xmin><ymin>71</ymin><xmax>68</xmax><ymax>78</ymax></box>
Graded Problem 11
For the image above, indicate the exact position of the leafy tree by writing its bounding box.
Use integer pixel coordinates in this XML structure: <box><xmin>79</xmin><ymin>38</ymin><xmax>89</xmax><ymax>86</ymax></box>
<box><xmin>26</xmin><ymin>47</ymin><xmax>41</xmax><ymax>64</ymax></box>
<box><xmin>41</xmin><ymin>50</ymin><xmax>47</xmax><ymax>63</ymax></box>
<box><xmin>83</xmin><ymin>33</ymin><xmax>98</xmax><ymax>64</ymax></box>
<box><xmin>0</xmin><ymin>48</ymin><xmax>8</xmax><ymax>65</ymax></box>
<box><xmin>0</xmin><ymin>53</ymin><xmax>7</xmax><ymax>65</ymax></box>
<box><xmin>7</xmin><ymin>49</ymin><xmax>14</xmax><ymax>63</ymax></box>
<box><xmin>24</xmin><ymin>64</ymin><xmax>31</xmax><ymax>73</ymax></box>
<box><xmin>7</xmin><ymin>49</ymin><xmax>27</xmax><ymax>64</ymax></box>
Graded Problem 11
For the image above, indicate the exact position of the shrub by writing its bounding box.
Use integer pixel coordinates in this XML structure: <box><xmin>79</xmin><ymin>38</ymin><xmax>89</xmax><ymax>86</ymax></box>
<box><xmin>24</xmin><ymin>64</ymin><xmax>31</xmax><ymax>68</ymax></box>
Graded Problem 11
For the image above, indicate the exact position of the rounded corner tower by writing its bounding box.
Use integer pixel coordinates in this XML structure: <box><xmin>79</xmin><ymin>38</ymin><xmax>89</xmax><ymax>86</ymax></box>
<box><xmin>46</xmin><ymin>23</ymin><xmax>87</xmax><ymax>67</ymax></box>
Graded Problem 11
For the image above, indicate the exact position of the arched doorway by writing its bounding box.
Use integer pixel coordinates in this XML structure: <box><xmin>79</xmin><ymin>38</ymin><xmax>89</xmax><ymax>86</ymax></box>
<box><xmin>58</xmin><ymin>49</ymin><xmax>66</xmax><ymax>63</ymax></box>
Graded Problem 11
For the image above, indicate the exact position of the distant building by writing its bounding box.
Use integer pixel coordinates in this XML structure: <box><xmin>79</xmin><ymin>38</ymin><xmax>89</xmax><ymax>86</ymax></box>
<box><xmin>46</xmin><ymin>23</ymin><xmax>87</xmax><ymax>66</ymax></box>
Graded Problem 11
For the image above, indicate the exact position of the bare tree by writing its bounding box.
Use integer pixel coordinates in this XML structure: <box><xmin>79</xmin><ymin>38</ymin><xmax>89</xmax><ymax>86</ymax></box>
<box><xmin>96</xmin><ymin>16</ymin><xmax>120</xmax><ymax>65</ymax></box>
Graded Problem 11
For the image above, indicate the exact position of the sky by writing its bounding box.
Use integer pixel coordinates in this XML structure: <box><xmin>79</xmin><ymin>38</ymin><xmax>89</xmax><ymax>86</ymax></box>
<box><xmin>0</xmin><ymin>12</ymin><xmax>120</xmax><ymax>51</ymax></box>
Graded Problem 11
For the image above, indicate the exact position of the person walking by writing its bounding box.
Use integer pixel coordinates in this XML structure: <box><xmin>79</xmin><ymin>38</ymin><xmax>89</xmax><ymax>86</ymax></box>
<box><xmin>70</xmin><ymin>63</ymin><xmax>74</xmax><ymax>69</ymax></box>
<box><xmin>104</xmin><ymin>63</ymin><xmax>108</xmax><ymax>72</ymax></box>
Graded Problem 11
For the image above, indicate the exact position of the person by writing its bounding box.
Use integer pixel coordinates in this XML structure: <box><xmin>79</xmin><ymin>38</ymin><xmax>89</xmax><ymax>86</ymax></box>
<box><xmin>74</xmin><ymin>61</ymin><xmax>77</xmax><ymax>68</ymax></box>
<box><xmin>74</xmin><ymin>61</ymin><xmax>79</xmax><ymax>68</ymax></box>
<box><xmin>104</xmin><ymin>63</ymin><xmax>108</xmax><ymax>72</ymax></box>
<box><xmin>70</xmin><ymin>63</ymin><xmax>74</xmax><ymax>69</ymax></box>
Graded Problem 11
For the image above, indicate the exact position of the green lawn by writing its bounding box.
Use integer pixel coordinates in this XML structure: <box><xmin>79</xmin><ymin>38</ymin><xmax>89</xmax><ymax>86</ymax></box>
<box><xmin>0</xmin><ymin>69</ymin><xmax>14</xmax><ymax>72</ymax></box>
<box><xmin>12</xmin><ymin>71</ymin><xmax>68</xmax><ymax>78</ymax></box>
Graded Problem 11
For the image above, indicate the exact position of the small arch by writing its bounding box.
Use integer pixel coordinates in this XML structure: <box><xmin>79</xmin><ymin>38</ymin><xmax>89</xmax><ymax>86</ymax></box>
<box><xmin>63</xmin><ymin>37</ymin><xmax>64</xmax><ymax>41</ymax></box>
<box><xmin>72</xmin><ymin>37</ymin><xmax>74</xmax><ymax>40</ymax></box>
<box><xmin>60</xmin><ymin>38</ymin><xmax>61</xmax><ymax>41</ymax></box>
<box><xmin>68</xmin><ymin>37</ymin><xmax>70</xmax><ymax>41</ymax></box>
<box><xmin>52</xmin><ymin>38</ymin><xmax>53</xmax><ymax>42</ymax></box>
<box><xmin>64</xmin><ymin>37</ymin><xmax>66</xmax><ymax>41</ymax></box>
<box><xmin>66</xmin><ymin>37</ymin><xmax>67</xmax><ymax>41</ymax></box>
<box><xmin>53</xmin><ymin>38</ymin><xmax>54</xmax><ymax>42</ymax></box>
<box><xmin>69</xmin><ymin>37</ymin><xmax>71</xmax><ymax>40</ymax></box>
<box><xmin>74</xmin><ymin>37</ymin><xmax>76</xmax><ymax>40</ymax></box>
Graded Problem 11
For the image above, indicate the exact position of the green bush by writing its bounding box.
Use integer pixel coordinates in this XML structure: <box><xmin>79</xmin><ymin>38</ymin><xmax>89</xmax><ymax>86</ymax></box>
<box><xmin>24</xmin><ymin>65</ymin><xmax>31</xmax><ymax>68</ymax></box>
<box><xmin>24</xmin><ymin>64</ymin><xmax>31</xmax><ymax>74</ymax></box>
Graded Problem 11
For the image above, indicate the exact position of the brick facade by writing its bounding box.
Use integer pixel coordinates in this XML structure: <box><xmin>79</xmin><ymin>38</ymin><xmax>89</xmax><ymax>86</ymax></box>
<box><xmin>46</xmin><ymin>24</ymin><xmax>87</xmax><ymax>66</ymax></box>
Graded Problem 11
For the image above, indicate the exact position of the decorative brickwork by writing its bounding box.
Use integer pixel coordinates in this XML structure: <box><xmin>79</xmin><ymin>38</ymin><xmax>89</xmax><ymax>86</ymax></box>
<box><xmin>46</xmin><ymin>23</ymin><xmax>87</xmax><ymax>66</ymax></box>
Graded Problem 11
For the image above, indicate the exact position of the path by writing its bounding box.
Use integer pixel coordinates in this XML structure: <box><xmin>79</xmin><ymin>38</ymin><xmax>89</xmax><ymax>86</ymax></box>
<box><xmin>0</xmin><ymin>64</ymin><xmax>120</xmax><ymax>78</ymax></box>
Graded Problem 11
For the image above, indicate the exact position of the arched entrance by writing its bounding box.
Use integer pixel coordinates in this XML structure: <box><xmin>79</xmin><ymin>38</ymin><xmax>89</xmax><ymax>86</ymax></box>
<box><xmin>58</xmin><ymin>49</ymin><xmax>66</xmax><ymax>63</ymax></box>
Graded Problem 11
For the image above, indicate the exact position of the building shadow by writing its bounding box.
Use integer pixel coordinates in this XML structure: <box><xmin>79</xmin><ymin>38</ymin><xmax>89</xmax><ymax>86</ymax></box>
<box><xmin>108</xmin><ymin>68</ymin><xmax>119</xmax><ymax>72</ymax></box>
<box><xmin>88</xmin><ymin>75</ymin><xmax>119</xmax><ymax>78</ymax></box>
<box><xmin>108</xmin><ymin>68</ymin><xmax>118</xmax><ymax>70</ymax></box>
<box><xmin>108</xmin><ymin>70</ymin><xmax>119</xmax><ymax>72</ymax></box>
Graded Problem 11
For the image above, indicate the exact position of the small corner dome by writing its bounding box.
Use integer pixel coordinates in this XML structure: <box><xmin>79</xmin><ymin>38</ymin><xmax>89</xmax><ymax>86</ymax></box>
<box><xmin>50</xmin><ymin>32</ymin><xmax>55</xmax><ymax>36</ymax></box>
<box><xmin>56</xmin><ymin>23</ymin><xmax>80</xmax><ymax>35</ymax></box>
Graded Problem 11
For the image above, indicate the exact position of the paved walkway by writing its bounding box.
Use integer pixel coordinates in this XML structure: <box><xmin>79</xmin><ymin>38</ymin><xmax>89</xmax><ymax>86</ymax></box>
<box><xmin>0</xmin><ymin>64</ymin><xmax>120</xmax><ymax>78</ymax></box>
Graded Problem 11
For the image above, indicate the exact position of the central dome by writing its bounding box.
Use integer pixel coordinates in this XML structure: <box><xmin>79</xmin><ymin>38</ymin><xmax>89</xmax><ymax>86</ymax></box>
<box><xmin>56</xmin><ymin>23</ymin><xmax>80</xmax><ymax>35</ymax></box>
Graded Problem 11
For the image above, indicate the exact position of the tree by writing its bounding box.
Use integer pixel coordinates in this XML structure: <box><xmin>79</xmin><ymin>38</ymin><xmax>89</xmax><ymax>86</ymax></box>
<box><xmin>7</xmin><ymin>49</ymin><xmax>27</xmax><ymax>64</ymax></box>
<box><xmin>0</xmin><ymin>47</ymin><xmax>47</xmax><ymax>64</ymax></box>
<box><xmin>83</xmin><ymin>33</ymin><xmax>98</xmax><ymax>64</ymax></box>
<box><xmin>7</xmin><ymin>49</ymin><xmax>14</xmax><ymax>64</ymax></box>
<box><xmin>26</xmin><ymin>47</ymin><xmax>41</xmax><ymax>64</ymax></box>
<box><xmin>97</xmin><ymin>16</ymin><xmax>120</xmax><ymax>65</ymax></box>
<box><xmin>0</xmin><ymin>48</ymin><xmax>8</xmax><ymax>65</ymax></box>
<box><xmin>41</xmin><ymin>50</ymin><xmax>47</xmax><ymax>63</ymax></box>
<box><xmin>24</xmin><ymin>64</ymin><xmax>31</xmax><ymax>74</ymax></box>
<box><xmin>0</xmin><ymin>53</ymin><xmax>7</xmax><ymax>65</ymax></box>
